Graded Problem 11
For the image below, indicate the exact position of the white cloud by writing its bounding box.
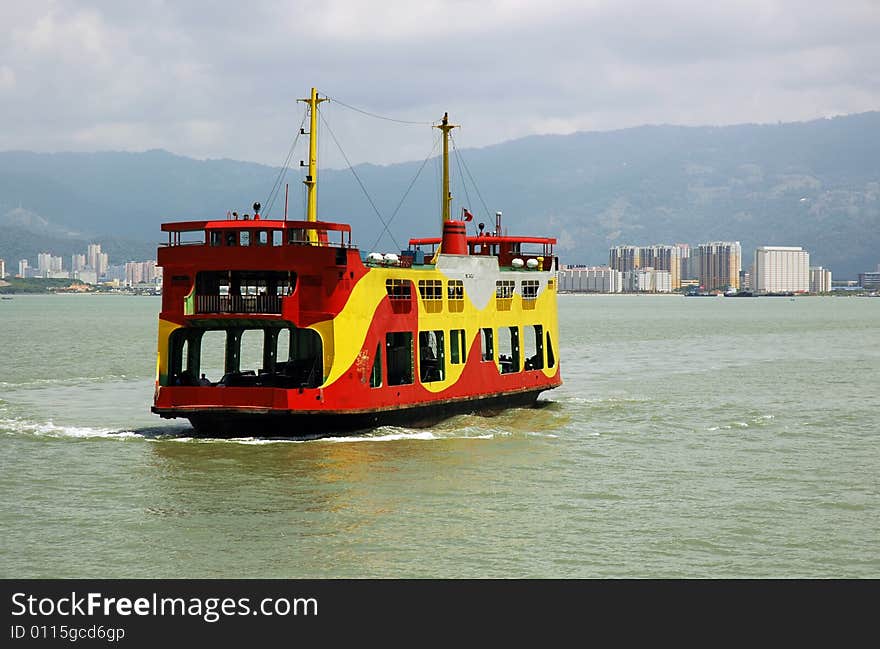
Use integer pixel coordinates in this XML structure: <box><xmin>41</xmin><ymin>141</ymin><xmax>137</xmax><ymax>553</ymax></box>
<box><xmin>0</xmin><ymin>0</ymin><xmax>877</xmax><ymax>166</ymax></box>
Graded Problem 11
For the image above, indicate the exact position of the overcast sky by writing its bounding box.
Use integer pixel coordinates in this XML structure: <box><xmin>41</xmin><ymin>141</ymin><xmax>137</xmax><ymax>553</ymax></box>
<box><xmin>1</xmin><ymin>0</ymin><xmax>878</xmax><ymax>168</ymax></box>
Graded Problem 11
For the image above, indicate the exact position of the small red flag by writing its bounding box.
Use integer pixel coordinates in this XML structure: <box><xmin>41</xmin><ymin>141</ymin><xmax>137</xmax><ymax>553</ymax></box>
<box><xmin>462</xmin><ymin>208</ymin><xmax>474</xmax><ymax>221</ymax></box>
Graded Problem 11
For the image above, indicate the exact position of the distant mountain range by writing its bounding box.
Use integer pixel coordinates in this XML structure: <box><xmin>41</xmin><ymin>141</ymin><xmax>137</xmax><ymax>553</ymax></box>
<box><xmin>1</xmin><ymin>111</ymin><xmax>878</xmax><ymax>277</ymax></box>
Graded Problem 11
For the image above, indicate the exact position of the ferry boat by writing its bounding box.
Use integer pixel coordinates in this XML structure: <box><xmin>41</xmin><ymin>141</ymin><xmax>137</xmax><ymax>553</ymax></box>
<box><xmin>151</xmin><ymin>89</ymin><xmax>561</xmax><ymax>435</ymax></box>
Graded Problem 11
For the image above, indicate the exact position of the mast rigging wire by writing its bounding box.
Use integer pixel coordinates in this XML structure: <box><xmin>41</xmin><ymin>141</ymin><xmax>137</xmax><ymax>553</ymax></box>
<box><xmin>369</xmin><ymin>134</ymin><xmax>441</xmax><ymax>252</ymax></box>
<box><xmin>318</xmin><ymin>111</ymin><xmax>401</xmax><ymax>251</ymax></box>
<box><xmin>450</xmin><ymin>132</ymin><xmax>492</xmax><ymax>222</ymax></box>
<box><xmin>327</xmin><ymin>95</ymin><xmax>436</xmax><ymax>126</ymax></box>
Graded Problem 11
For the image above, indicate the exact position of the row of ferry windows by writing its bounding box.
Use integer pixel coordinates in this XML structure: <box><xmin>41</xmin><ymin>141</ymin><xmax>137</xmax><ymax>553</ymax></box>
<box><xmin>385</xmin><ymin>279</ymin><xmax>543</xmax><ymax>303</ymax></box>
<box><xmin>374</xmin><ymin>325</ymin><xmax>556</xmax><ymax>388</ymax></box>
<box><xmin>168</xmin><ymin>324</ymin><xmax>555</xmax><ymax>389</ymax></box>
<box><xmin>208</xmin><ymin>229</ymin><xmax>312</xmax><ymax>247</ymax></box>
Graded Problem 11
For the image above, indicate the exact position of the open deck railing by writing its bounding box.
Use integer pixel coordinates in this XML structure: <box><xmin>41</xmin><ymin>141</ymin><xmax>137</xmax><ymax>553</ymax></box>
<box><xmin>196</xmin><ymin>294</ymin><xmax>283</xmax><ymax>315</ymax></box>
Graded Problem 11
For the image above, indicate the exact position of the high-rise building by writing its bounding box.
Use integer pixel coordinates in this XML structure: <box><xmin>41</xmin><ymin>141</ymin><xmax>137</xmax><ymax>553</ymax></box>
<box><xmin>86</xmin><ymin>244</ymin><xmax>108</xmax><ymax>276</ymax></box>
<box><xmin>37</xmin><ymin>252</ymin><xmax>52</xmax><ymax>273</ymax></box>
<box><xmin>124</xmin><ymin>260</ymin><xmax>159</xmax><ymax>286</ymax></box>
<box><xmin>558</xmin><ymin>265</ymin><xmax>622</xmax><ymax>293</ymax></box>
<box><xmin>71</xmin><ymin>254</ymin><xmax>86</xmax><ymax>272</ymax></box>
<box><xmin>18</xmin><ymin>259</ymin><xmax>28</xmax><ymax>278</ymax></box>
<box><xmin>609</xmin><ymin>245</ymin><xmax>641</xmax><ymax>273</ymax></box>
<box><xmin>640</xmin><ymin>245</ymin><xmax>682</xmax><ymax>289</ymax></box>
<box><xmin>695</xmin><ymin>241</ymin><xmax>741</xmax><ymax>291</ymax></box>
<box><xmin>753</xmin><ymin>246</ymin><xmax>809</xmax><ymax>293</ymax></box>
<box><xmin>677</xmin><ymin>244</ymin><xmax>694</xmax><ymax>280</ymax></box>
<box><xmin>809</xmin><ymin>267</ymin><xmax>832</xmax><ymax>293</ymax></box>
<box><xmin>0</xmin><ymin>258</ymin><xmax>5</xmax><ymax>279</ymax></box>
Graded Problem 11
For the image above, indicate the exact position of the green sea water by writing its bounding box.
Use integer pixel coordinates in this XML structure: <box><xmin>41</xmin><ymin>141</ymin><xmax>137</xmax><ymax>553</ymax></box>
<box><xmin>1</xmin><ymin>294</ymin><xmax>878</xmax><ymax>577</ymax></box>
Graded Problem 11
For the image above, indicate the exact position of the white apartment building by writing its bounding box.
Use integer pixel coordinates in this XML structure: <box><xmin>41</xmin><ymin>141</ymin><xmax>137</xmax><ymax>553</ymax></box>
<box><xmin>622</xmin><ymin>267</ymin><xmax>672</xmax><ymax>293</ymax></box>
<box><xmin>809</xmin><ymin>267</ymin><xmax>832</xmax><ymax>293</ymax></box>
<box><xmin>753</xmin><ymin>246</ymin><xmax>809</xmax><ymax>293</ymax></box>
<box><xmin>558</xmin><ymin>266</ymin><xmax>622</xmax><ymax>293</ymax></box>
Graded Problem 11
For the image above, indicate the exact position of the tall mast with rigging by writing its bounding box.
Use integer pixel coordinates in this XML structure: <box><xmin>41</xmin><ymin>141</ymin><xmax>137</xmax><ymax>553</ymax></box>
<box><xmin>434</xmin><ymin>112</ymin><xmax>458</xmax><ymax>225</ymax></box>
<box><xmin>298</xmin><ymin>87</ymin><xmax>327</xmax><ymax>242</ymax></box>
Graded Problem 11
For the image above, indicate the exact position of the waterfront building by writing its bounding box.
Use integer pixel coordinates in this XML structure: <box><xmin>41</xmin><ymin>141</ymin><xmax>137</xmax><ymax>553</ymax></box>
<box><xmin>622</xmin><ymin>267</ymin><xmax>672</xmax><ymax>293</ymax></box>
<box><xmin>753</xmin><ymin>246</ymin><xmax>809</xmax><ymax>293</ymax></box>
<box><xmin>0</xmin><ymin>258</ymin><xmax>5</xmax><ymax>279</ymax></box>
<box><xmin>858</xmin><ymin>271</ymin><xmax>880</xmax><ymax>290</ymax></box>
<box><xmin>124</xmin><ymin>260</ymin><xmax>160</xmax><ymax>287</ymax></box>
<box><xmin>639</xmin><ymin>245</ymin><xmax>681</xmax><ymax>289</ymax></box>
<box><xmin>695</xmin><ymin>241</ymin><xmax>741</xmax><ymax>291</ymax></box>
<box><xmin>87</xmin><ymin>244</ymin><xmax>109</xmax><ymax>277</ymax></box>
<box><xmin>38</xmin><ymin>252</ymin><xmax>64</xmax><ymax>276</ymax></box>
<box><xmin>73</xmin><ymin>269</ymin><xmax>98</xmax><ymax>285</ymax></box>
<box><xmin>677</xmin><ymin>244</ymin><xmax>694</xmax><ymax>280</ymax></box>
<box><xmin>558</xmin><ymin>265</ymin><xmax>622</xmax><ymax>293</ymax></box>
<box><xmin>609</xmin><ymin>244</ymin><xmax>682</xmax><ymax>289</ymax></box>
<box><xmin>609</xmin><ymin>245</ymin><xmax>640</xmax><ymax>273</ymax></box>
<box><xmin>810</xmin><ymin>267</ymin><xmax>832</xmax><ymax>293</ymax></box>
<box><xmin>71</xmin><ymin>254</ymin><xmax>86</xmax><ymax>272</ymax></box>
<box><xmin>18</xmin><ymin>259</ymin><xmax>28</xmax><ymax>278</ymax></box>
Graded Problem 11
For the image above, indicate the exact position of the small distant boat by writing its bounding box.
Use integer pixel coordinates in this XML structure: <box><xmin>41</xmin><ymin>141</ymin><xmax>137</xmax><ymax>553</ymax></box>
<box><xmin>724</xmin><ymin>291</ymin><xmax>754</xmax><ymax>297</ymax></box>
<box><xmin>1</xmin><ymin>296</ymin><xmax>13</xmax><ymax>300</ymax></box>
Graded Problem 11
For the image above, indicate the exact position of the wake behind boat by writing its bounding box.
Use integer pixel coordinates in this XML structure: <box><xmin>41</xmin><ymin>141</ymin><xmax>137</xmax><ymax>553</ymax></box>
<box><xmin>151</xmin><ymin>89</ymin><xmax>562</xmax><ymax>436</ymax></box>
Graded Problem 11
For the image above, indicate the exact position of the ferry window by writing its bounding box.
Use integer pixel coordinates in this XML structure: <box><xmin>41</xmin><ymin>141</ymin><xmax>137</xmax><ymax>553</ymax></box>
<box><xmin>278</xmin><ymin>327</ymin><xmax>324</xmax><ymax>388</ymax></box>
<box><xmin>199</xmin><ymin>330</ymin><xmax>227</xmax><ymax>383</ymax></box>
<box><xmin>450</xmin><ymin>329</ymin><xmax>467</xmax><ymax>365</ymax></box>
<box><xmin>370</xmin><ymin>343</ymin><xmax>382</xmax><ymax>388</ymax></box>
<box><xmin>257</xmin><ymin>230</ymin><xmax>269</xmax><ymax>246</ymax></box>
<box><xmin>497</xmin><ymin>326</ymin><xmax>520</xmax><ymax>374</ymax></box>
<box><xmin>240</xmin><ymin>230</ymin><xmax>250</xmax><ymax>246</ymax></box>
<box><xmin>546</xmin><ymin>331</ymin><xmax>555</xmax><ymax>369</ymax></box>
<box><xmin>386</xmin><ymin>332</ymin><xmax>414</xmax><ymax>386</ymax></box>
<box><xmin>418</xmin><ymin>279</ymin><xmax>443</xmax><ymax>313</ymax></box>
<box><xmin>496</xmin><ymin>280</ymin><xmax>515</xmax><ymax>311</ymax></box>
<box><xmin>524</xmin><ymin>325</ymin><xmax>544</xmax><ymax>370</ymax></box>
<box><xmin>273</xmin><ymin>230</ymin><xmax>283</xmax><ymax>246</ymax></box>
<box><xmin>209</xmin><ymin>231</ymin><xmax>222</xmax><ymax>247</ymax></box>
<box><xmin>522</xmin><ymin>280</ymin><xmax>540</xmax><ymax>300</ymax></box>
<box><xmin>225</xmin><ymin>231</ymin><xmax>237</xmax><ymax>246</ymax></box>
<box><xmin>495</xmin><ymin>280</ymin><xmax>515</xmax><ymax>298</ymax></box>
<box><xmin>169</xmin><ymin>331</ymin><xmax>189</xmax><ymax>385</ymax></box>
<box><xmin>418</xmin><ymin>330</ymin><xmax>445</xmax><ymax>383</ymax></box>
<box><xmin>480</xmin><ymin>328</ymin><xmax>494</xmax><ymax>362</ymax></box>
<box><xmin>447</xmin><ymin>280</ymin><xmax>464</xmax><ymax>313</ymax></box>
<box><xmin>239</xmin><ymin>329</ymin><xmax>263</xmax><ymax>376</ymax></box>
<box><xmin>386</xmin><ymin>278</ymin><xmax>412</xmax><ymax>300</ymax></box>
<box><xmin>418</xmin><ymin>279</ymin><xmax>442</xmax><ymax>299</ymax></box>
<box><xmin>288</xmin><ymin>228</ymin><xmax>306</xmax><ymax>244</ymax></box>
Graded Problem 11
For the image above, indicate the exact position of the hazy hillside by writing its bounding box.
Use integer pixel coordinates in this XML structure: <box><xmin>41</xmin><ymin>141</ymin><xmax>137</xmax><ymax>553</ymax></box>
<box><xmin>1</xmin><ymin>112</ymin><xmax>878</xmax><ymax>276</ymax></box>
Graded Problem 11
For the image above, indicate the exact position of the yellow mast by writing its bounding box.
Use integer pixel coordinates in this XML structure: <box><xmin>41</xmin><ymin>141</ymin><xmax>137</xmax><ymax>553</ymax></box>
<box><xmin>434</xmin><ymin>112</ymin><xmax>458</xmax><ymax>224</ymax></box>
<box><xmin>298</xmin><ymin>87</ymin><xmax>327</xmax><ymax>242</ymax></box>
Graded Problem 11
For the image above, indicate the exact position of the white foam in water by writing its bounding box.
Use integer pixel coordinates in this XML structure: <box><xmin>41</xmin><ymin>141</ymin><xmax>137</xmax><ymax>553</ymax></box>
<box><xmin>1</xmin><ymin>416</ymin><xmax>139</xmax><ymax>440</ymax></box>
